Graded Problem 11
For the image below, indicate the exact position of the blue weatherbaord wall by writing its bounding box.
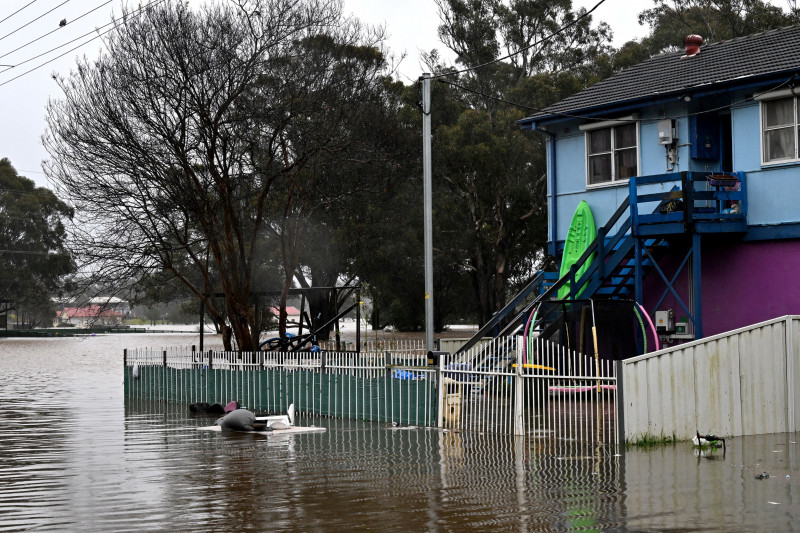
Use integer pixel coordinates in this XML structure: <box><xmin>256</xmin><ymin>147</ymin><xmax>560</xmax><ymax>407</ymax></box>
<box><xmin>519</xmin><ymin>27</ymin><xmax>800</xmax><ymax>341</ymax></box>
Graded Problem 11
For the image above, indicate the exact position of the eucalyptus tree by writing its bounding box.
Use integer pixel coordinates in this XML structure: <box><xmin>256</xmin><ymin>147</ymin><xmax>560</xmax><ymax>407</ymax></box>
<box><xmin>45</xmin><ymin>0</ymin><xmax>387</xmax><ymax>350</ymax></box>
<box><xmin>431</xmin><ymin>0</ymin><xmax>610</xmax><ymax>324</ymax></box>
<box><xmin>639</xmin><ymin>0</ymin><xmax>800</xmax><ymax>54</ymax></box>
<box><xmin>0</xmin><ymin>158</ymin><xmax>74</xmax><ymax>327</ymax></box>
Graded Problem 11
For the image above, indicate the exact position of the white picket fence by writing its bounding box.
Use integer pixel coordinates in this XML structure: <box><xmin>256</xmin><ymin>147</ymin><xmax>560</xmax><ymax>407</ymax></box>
<box><xmin>439</xmin><ymin>336</ymin><xmax>618</xmax><ymax>443</ymax></box>
<box><xmin>124</xmin><ymin>336</ymin><xmax>619</xmax><ymax>442</ymax></box>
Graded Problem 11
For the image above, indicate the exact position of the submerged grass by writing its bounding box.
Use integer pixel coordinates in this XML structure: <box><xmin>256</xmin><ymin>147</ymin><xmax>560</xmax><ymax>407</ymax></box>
<box><xmin>626</xmin><ymin>432</ymin><xmax>677</xmax><ymax>448</ymax></box>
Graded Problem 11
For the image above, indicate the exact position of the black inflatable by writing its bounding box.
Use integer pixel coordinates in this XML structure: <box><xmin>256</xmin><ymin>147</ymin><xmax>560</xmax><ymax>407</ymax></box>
<box><xmin>189</xmin><ymin>402</ymin><xmax>225</xmax><ymax>414</ymax></box>
<box><xmin>190</xmin><ymin>400</ymin><xmax>241</xmax><ymax>414</ymax></box>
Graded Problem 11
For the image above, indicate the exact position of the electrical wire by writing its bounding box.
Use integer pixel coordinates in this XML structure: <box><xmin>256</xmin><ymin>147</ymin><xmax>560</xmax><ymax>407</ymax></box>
<box><xmin>0</xmin><ymin>1</ymin><xmax>40</xmax><ymax>27</ymax></box>
<box><xmin>0</xmin><ymin>0</ymin><xmax>72</xmax><ymax>44</ymax></box>
<box><xmin>432</xmin><ymin>0</ymin><xmax>607</xmax><ymax>79</ymax></box>
<box><xmin>0</xmin><ymin>0</ymin><xmax>115</xmax><ymax>61</ymax></box>
<box><xmin>437</xmin><ymin>77</ymin><xmax>541</xmax><ymax>112</ymax></box>
<box><xmin>0</xmin><ymin>0</ymin><xmax>167</xmax><ymax>87</ymax></box>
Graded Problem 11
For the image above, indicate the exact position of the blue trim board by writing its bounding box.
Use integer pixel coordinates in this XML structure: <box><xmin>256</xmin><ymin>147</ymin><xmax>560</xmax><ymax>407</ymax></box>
<box><xmin>519</xmin><ymin>72</ymin><xmax>800</xmax><ymax>130</ymax></box>
<box><xmin>551</xmin><ymin>223</ymin><xmax>800</xmax><ymax>252</ymax></box>
<box><xmin>743</xmin><ymin>223</ymin><xmax>800</xmax><ymax>241</ymax></box>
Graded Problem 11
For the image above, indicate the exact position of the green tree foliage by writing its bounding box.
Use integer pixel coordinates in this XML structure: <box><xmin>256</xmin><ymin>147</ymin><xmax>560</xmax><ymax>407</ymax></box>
<box><xmin>639</xmin><ymin>0</ymin><xmax>800</xmax><ymax>53</ymax></box>
<box><xmin>430</xmin><ymin>0</ymin><xmax>609</xmax><ymax>325</ymax></box>
<box><xmin>338</xmin><ymin>76</ymin><xmax>481</xmax><ymax>332</ymax></box>
<box><xmin>272</xmin><ymin>71</ymin><xmax>408</xmax><ymax>339</ymax></box>
<box><xmin>0</xmin><ymin>159</ymin><xmax>75</xmax><ymax>328</ymax></box>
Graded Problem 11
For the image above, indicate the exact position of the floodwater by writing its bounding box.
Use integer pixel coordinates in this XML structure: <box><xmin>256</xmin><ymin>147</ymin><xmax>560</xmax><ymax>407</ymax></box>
<box><xmin>2</xmin><ymin>334</ymin><xmax>800</xmax><ymax>532</ymax></box>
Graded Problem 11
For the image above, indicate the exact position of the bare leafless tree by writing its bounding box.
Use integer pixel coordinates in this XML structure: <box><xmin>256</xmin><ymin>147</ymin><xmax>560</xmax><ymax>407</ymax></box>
<box><xmin>44</xmin><ymin>0</ymin><xmax>387</xmax><ymax>350</ymax></box>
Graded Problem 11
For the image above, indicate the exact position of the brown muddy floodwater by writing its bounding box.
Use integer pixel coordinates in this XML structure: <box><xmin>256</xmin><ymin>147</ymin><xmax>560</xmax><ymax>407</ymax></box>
<box><xmin>2</xmin><ymin>333</ymin><xmax>800</xmax><ymax>532</ymax></box>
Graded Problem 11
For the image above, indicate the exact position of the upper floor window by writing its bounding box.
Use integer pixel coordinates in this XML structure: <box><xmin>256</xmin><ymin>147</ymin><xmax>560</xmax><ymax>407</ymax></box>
<box><xmin>761</xmin><ymin>96</ymin><xmax>799</xmax><ymax>164</ymax></box>
<box><xmin>584</xmin><ymin>122</ymin><xmax>638</xmax><ymax>186</ymax></box>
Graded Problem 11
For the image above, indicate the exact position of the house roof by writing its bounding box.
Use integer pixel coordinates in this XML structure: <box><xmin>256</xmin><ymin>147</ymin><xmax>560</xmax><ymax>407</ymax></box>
<box><xmin>270</xmin><ymin>306</ymin><xmax>300</xmax><ymax>316</ymax></box>
<box><xmin>62</xmin><ymin>305</ymin><xmax>122</xmax><ymax>318</ymax></box>
<box><xmin>522</xmin><ymin>25</ymin><xmax>800</xmax><ymax>125</ymax></box>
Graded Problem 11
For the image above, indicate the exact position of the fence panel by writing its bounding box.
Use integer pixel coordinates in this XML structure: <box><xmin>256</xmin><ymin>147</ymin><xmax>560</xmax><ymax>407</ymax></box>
<box><xmin>125</xmin><ymin>346</ymin><xmax>436</xmax><ymax>425</ymax></box>
<box><xmin>124</xmin><ymin>336</ymin><xmax>617</xmax><ymax>442</ymax></box>
<box><xmin>439</xmin><ymin>336</ymin><xmax>617</xmax><ymax>443</ymax></box>
<box><xmin>622</xmin><ymin>316</ymin><xmax>800</xmax><ymax>440</ymax></box>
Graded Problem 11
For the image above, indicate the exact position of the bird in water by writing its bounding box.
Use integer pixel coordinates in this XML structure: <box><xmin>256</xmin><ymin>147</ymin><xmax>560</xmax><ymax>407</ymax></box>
<box><xmin>693</xmin><ymin>431</ymin><xmax>726</xmax><ymax>451</ymax></box>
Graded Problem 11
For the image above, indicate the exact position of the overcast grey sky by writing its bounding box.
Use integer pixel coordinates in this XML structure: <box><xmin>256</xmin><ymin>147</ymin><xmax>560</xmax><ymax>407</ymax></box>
<box><xmin>0</xmin><ymin>0</ymin><xmax>645</xmax><ymax>190</ymax></box>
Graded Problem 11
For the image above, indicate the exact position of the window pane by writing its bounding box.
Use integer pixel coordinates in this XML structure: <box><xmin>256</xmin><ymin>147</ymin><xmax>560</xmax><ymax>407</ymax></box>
<box><xmin>588</xmin><ymin>154</ymin><xmax>611</xmax><ymax>184</ymax></box>
<box><xmin>614</xmin><ymin>148</ymin><xmax>637</xmax><ymax>180</ymax></box>
<box><xmin>765</xmin><ymin>127</ymin><xmax>794</xmax><ymax>161</ymax></box>
<box><xmin>588</xmin><ymin>129</ymin><xmax>610</xmax><ymax>154</ymax></box>
<box><xmin>615</xmin><ymin>124</ymin><xmax>636</xmax><ymax>148</ymax></box>
<box><xmin>764</xmin><ymin>98</ymin><xmax>794</xmax><ymax>128</ymax></box>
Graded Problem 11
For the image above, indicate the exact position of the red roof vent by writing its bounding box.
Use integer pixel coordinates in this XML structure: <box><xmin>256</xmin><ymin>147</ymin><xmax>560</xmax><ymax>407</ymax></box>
<box><xmin>684</xmin><ymin>34</ymin><xmax>703</xmax><ymax>56</ymax></box>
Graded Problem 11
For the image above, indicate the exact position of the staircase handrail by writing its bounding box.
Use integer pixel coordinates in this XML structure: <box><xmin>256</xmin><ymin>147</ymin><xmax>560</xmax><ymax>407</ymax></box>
<box><xmin>454</xmin><ymin>197</ymin><xmax>632</xmax><ymax>356</ymax></box>
<box><xmin>453</xmin><ymin>271</ymin><xmax>546</xmax><ymax>356</ymax></box>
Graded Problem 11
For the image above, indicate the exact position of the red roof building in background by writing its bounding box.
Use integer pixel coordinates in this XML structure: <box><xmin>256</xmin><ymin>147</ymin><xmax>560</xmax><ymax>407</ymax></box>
<box><xmin>57</xmin><ymin>305</ymin><xmax>123</xmax><ymax>327</ymax></box>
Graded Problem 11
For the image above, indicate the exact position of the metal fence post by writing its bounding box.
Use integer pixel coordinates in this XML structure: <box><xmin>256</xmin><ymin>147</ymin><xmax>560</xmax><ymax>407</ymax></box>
<box><xmin>123</xmin><ymin>349</ymin><xmax>128</xmax><ymax>398</ymax></box>
<box><xmin>514</xmin><ymin>342</ymin><xmax>524</xmax><ymax>436</ymax></box>
<box><xmin>615</xmin><ymin>359</ymin><xmax>626</xmax><ymax>446</ymax></box>
<box><xmin>385</xmin><ymin>351</ymin><xmax>392</xmax><ymax>422</ymax></box>
<box><xmin>437</xmin><ymin>353</ymin><xmax>445</xmax><ymax>428</ymax></box>
<box><xmin>786</xmin><ymin>316</ymin><xmax>795</xmax><ymax>433</ymax></box>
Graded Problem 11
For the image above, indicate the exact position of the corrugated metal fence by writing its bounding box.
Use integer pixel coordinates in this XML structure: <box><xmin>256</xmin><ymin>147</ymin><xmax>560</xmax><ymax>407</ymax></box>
<box><xmin>622</xmin><ymin>315</ymin><xmax>800</xmax><ymax>440</ymax></box>
<box><xmin>125</xmin><ymin>336</ymin><xmax>619</xmax><ymax>442</ymax></box>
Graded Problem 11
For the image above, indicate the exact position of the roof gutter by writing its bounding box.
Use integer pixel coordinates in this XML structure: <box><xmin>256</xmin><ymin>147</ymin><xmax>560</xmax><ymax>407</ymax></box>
<box><xmin>520</xmin><ymin>71</ymin><xmax>800</xmax><ymax>129</ymax></box>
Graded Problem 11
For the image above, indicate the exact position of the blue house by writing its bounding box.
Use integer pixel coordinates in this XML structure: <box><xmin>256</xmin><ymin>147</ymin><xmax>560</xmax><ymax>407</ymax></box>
<box><xmin>517</xmin><ymin>27</ymin><xmax>800</xmax><ymax>343</ymax></box>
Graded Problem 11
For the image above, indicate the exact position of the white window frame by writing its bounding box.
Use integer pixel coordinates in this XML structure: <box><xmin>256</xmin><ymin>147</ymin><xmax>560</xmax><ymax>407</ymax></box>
<box><xmin>758</xmin><ymin>89</ymin><xmax>800</xmax><ymax>165</ymax></box>
<box><xmin>580</xmin><ymin>117</ymin><xmax>640</xmax><ymax>188</ymax></box>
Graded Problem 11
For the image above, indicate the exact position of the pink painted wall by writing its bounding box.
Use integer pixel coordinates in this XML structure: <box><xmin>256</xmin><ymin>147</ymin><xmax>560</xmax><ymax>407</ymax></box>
<box><xmin>643</xmin><ymin>239</ymin><xmax>800</xmax><ymax>339</ymax></box>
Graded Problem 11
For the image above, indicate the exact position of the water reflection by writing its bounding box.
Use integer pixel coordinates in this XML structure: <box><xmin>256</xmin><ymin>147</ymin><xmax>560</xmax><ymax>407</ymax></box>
<box><xmin>3</xmin><ymin>335</ymin><xmax>800</xmax><ymax>531</ymax></box>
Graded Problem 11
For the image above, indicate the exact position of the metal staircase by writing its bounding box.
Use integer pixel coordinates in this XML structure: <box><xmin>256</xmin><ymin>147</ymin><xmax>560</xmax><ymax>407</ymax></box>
<box><xmin>454</xmin><ymin>171</ymin><xmax>748</xmax><ymax>360</ymax></box>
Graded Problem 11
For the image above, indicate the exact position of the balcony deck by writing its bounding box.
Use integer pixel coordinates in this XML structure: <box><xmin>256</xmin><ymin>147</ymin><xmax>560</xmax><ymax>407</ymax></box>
<box><xmin>630</xmin><ymin>171</ymin><xmax>747</xmax><ymax>237</ymax></box>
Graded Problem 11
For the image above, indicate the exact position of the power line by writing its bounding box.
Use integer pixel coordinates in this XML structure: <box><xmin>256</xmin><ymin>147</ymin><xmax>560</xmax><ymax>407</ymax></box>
<box><xmin>433</xmin><ymin>0</ymin><xmax>607</xmax><ymax>79</ymax></box>
<box><xmin>0</xmin><ymin>0</ymin><xmax>72</xmax><ymax>44</ymax></box>
<box><xmin>437</xmin><ymin>78</ymin><xmax>540</xmax><ymax>112</ymax></box>
<box><xmin>0</xmin><ymin>1</ymin><xmax>40</xmax><ymax>27</ymax></box>
<box><xmin>16</xmin><ymin>169</ymin><xmax>47</xmax><ymax>174</ymax></box>
<box><xmin>0</xmin><ymin>0</ymin><xmax>167</xmax><ymax>88</ymax></box>
<box><xmin>0</xmin><ymin>0</ymin><xmax>115</xmax><ymax>61</ymax></box>
<box><xmin>2</xmin><ymin>19</ymin><xmax>117</xmax><ymax>74</ymax></box>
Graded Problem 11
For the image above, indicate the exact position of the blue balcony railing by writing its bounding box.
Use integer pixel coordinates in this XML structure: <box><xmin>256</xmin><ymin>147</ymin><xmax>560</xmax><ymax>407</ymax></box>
<box><xmin>629</xmin><ymin>171</ymin><xmax>747</xmax><ymax>236</ymax></box>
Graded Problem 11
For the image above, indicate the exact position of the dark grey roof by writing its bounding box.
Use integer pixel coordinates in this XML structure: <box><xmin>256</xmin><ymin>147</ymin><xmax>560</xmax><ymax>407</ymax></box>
<box><xmin>523</xmin><ymin>25</ymin><xmax>800</xmax><ymax>124</ymax></box>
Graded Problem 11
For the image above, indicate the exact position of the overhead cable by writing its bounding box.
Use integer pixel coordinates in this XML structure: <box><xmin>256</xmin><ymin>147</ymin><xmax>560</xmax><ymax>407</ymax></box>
<box><xmin>0</xmin><ymin>0</ymin><xmax>72</xmax><ymax>44</ymax></box>
<box><xmin>0</xmin><ymin>0</ymin><xmax>167</xmax><ymax>88</ymax></box>
<box><xmin>0</xmin><ymin>1</ymin><xmax>40</xmax><ymax>27</ymax></box>
<box><xmin>0</xmin><ymin>0</ymin><xmax>114</xmax><ymax>61</ymax></box>
<box><xmin>433</xmin><ymin>0</ymin><xmax>607</xmax><ymax>79</ymax></box>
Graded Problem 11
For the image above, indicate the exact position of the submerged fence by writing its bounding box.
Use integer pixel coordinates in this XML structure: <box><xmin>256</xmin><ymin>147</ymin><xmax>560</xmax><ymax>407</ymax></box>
<box><xmin>622</xmin><ymin>315</ymin><xmax>800</xmax><ymax>440</ymax></box>
<box><xmin>124</xmin><ymin>336</ymin><xmax>619</xmax><ymax>443</ymax></box>
<box><xmin>125</xmin><ymin>347</ymin><xmax>436</xmax><ymax>426</ymax></box>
